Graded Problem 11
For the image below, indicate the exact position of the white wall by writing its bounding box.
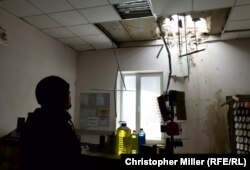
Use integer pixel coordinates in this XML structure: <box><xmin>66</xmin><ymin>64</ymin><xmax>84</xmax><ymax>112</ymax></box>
<box><xmin>77</xmin><ymin>38</ymin><xmax>250</xmax><ymax>153</ymax></box>
<box><xmin>76</xmin><ymin>45</ymin><xmax>171</xmax><ymax>143</ymax></box>
<box><xmin>0</xmin><ymin>9</ymin><xmax>77</xmax><ymax>137</ymax></box>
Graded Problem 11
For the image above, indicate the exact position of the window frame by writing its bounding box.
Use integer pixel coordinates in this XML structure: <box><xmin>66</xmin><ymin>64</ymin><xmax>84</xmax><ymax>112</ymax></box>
<box><xmin>116</xmin><ymin>71</ymin><xmax>164</xmax><ymax>144</ymax></box>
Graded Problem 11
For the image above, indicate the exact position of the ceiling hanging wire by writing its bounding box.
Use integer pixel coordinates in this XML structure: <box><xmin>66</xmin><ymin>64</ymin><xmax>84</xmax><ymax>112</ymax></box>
<box><xmin>156</xmin><ymin>17</ymin><xmax>172</xmax><ymax>93</ymax></box>
<box><xmin>193</xmin><ymin>19</ymin><xmax>198</xmax><ymax>51</ymax></box>
<box><xmin>92</xmin><ymin>41</ymin><xmax>127</xmax><ymax>91</ymax></box>
<box><xmin>113</xmin><ymin>67</ymin><xmax>119</xmax><ymax>117</ymax></box>
<box><xmin>0</xmin><ymin>26</ymin><xmax>8</xmax><ymax>46</ymax></box>
<box><xmin>184</xmin><ymin>14</ymin><xmax>190</xmax><ymax>80</ymax></box>
<box><xmin>111</xmin><ymin>41</ymin><xmax>127</xmax><ymax>91</ymax></box>
<box><xmin>91</xmin><ymin>41</ymin><xmax>130</xmax><ymax>117</ymax></box>
<box><xmin>177</xmin><ymin>15</ymin><xmax>182</xmax><ymax>56</ymax></box>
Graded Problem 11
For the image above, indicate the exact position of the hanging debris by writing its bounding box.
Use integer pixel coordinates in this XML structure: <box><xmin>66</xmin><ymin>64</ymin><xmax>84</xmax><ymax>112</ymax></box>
<box><xmin>0</xmin><ymin>26</ymin><xmax>8</xmax><ymax>46</ymax></box>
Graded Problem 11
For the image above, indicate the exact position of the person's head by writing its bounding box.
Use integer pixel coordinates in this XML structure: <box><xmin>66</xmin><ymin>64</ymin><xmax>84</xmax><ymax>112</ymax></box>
<box><xmin>35</xmin><ymin>76</ymin><xmax>71</xmax><ymax>110</ymax></box>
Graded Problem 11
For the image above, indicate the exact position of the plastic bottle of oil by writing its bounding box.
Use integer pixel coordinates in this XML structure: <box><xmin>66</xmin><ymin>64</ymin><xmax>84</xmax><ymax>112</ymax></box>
<box><xmin>116</xmin><ymin>121</ymin><xmax>131</xmax><ymax>155</ymax></box>
<box><xmin>130</xmin><ymin>130</ymin><xmax>138</xmax><ymax>154</ymax></box>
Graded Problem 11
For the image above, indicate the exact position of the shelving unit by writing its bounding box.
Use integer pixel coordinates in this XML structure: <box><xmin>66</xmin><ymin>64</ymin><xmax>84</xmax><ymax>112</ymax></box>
<box><xmin>227</xmin><ymin>95</ymin><xmax>250</xmax><ymax>154</ymax></box>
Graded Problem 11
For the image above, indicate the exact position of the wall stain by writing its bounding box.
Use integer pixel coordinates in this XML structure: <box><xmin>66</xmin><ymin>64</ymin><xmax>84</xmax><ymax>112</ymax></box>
<box><xmin>190</xmin><ymin>57</ymin><xmax>196</xmax><ymax>67</ymax></box>
<box><xmin>204</xmin><ymin>89</ymin><xmax>230</xmax><ymax>153</ymax></box>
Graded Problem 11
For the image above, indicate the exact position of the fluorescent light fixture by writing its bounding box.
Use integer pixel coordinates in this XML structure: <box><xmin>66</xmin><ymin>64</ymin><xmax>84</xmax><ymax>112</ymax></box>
<box><xmin>114</xmin><ymin>0</ymin><xmax>153</xmax><ymax>19</ymax></box>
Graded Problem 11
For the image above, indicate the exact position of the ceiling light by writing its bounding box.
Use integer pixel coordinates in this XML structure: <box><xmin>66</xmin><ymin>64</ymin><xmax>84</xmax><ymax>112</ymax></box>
<box><xmin>114</xmin><ymin>0</ymin><xmax>153</xmax><ymax>19</ymax></box>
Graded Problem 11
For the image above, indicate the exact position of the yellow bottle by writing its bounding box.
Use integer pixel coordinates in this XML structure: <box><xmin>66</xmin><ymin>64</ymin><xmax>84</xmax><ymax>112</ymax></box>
<box><xmin>130</xmin><ymin>130</ymin><xmax>138</xmax><ymax>154</ymax></box>
<box><xmin>116</xmin><ymin>121</ymin><xmax>131</xmax><ymax>155</ymax></box>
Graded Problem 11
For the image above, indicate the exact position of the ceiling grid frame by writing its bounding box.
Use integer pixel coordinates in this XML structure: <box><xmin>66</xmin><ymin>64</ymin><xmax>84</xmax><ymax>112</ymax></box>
<box><xmin>0</xmin><ymin>0</ymin><xmax>250</xmax><ymax>51</ymax></box>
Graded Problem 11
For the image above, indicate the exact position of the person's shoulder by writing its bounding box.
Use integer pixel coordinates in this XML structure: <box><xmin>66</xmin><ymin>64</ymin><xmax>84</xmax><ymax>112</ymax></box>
<box><xmin>25</xmin><ymin>109</ymin><xmax>42</xmax><ymax>123</ymax></box>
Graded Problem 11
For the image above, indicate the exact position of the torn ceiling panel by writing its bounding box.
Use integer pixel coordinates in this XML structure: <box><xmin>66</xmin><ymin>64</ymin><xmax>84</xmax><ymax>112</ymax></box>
<box><xmin>96</xmin><ymin>21</ymin><xmax>133</xmax><ymax>42</ymax></box>
<box><xmin>98</xmin><ymin>8</ymin><xmax>230</xmax><ymax>47</ymax></box>
<box><xmin>121</xmin><ymin>17</ymin><xmax>159</xmax><ymax>40</ymax></box>
<box><xmin>98</xmin><ymin>16</ymin><xmax>159</xmax><ymax>44</ymax></box>
<box><xmin>190</xmin><ymin>8</ymin><xmax>231</xmax><ymax>35</ymax></box>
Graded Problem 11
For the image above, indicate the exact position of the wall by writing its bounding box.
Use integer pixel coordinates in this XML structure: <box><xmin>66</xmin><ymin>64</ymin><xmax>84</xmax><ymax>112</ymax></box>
<box><xmin>181</xmin><ymin>39</ymin><xmax>250</xmax><ymax>153</ymax></box>
<box><xmin>76</xmin><ymin>44</ymin><xmax>171</xmax><ymax>143</ymax></box>
<box><xmin>77</xmin><ymin>38</ymin><xmax>250</xmax><ymax>153</ymax></box>
<box><xmin>0</xmin><ymin>9</ymin><xmax>77</xmax><ymax>137</ymax></box>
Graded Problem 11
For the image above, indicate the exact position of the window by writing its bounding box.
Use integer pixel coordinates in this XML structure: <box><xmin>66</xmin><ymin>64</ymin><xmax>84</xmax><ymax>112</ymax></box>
<box><xmin>116</xmin><ymin>72</ymin><xmax>163</xmax><ymax>142</ymax></box>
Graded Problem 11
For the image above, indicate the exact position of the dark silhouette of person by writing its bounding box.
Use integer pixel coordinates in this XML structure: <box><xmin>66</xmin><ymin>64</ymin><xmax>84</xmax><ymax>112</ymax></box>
<box><xmin>20</xmin><ymin>75</ymin><xmax>82</xmax><ymax>170</ymax></box>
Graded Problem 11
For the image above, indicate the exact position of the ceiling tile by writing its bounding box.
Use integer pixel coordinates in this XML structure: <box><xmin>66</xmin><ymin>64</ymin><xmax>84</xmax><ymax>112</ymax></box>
<box><xmin>98</xmin><ymin>21</ymin><xmax>133</xmax><ymax>42</ymax></box>
<box><xmin>58</xmin><ymin>37</ymin><xmax>88</xmax><ymax>46</ymax></box>
<box><xmin>236</xmin><ymin>0</ymin><xmax>250</xmax><ymax>5</ymax></box>
<box><xmin>49</xmin><ymin>11</ymin><xmax>88</xmax><ymax>26</ymax></box>
<box><xmin>24</xmin><ymin>15</ymin><xmax>60</xmax><ymax>29</ymax></box>
<box><xmin>0</xmin><ymin>0</ymin><xmax>42</xmax><ymax>17</ymax></box>
<box><xmin>72</xmin><ymin>44</ymin><xmax>94</xmax><ymax>51</ymax></box>
<box><xmin>193</xmin><ymin>0</ymin><xmax>234</xmax><ymax>11</ymax></box>
<box><xmin>79</xmin><ymin>5</ymin><xmax>121</xmax><ymax>23</ymax></box>
<box><xmin>121</xmin><ymin>17</ymin><xmax>158</xmax><ymax>41</ymax></box>
<box><xmin>226</xmin><ymin>20</ymin><xmax>250</xmax><ymax>31</ymax></box>
<box><xmin>43</xmin><ymin>27</ymin><xmax>75</xmax><ymax>38</ymax></box>
<box><xmin>92</xmin><ymin>43</ymin><xmax>113</xmax><ymax>50</ymax></box>
<box><xmin>80</xmin><ymin>34</ymin><xmax>111</xmax><ymax>43</ymax></box>
<box><xmin>68</xmin><ymin>0</ymin><xmax>109</xmax><ymax>9</ymax></box>
<box><xmin>229</xmin><ymin>5</ymin><xmax>250</xmax><ymax>21</ymax></box>
<box><xmin>221</xmin><ymin>32</ymin><xmax>239</xmax><ymax>40</ymax></box>
<box><xmin>67</xmin><ymin>24</ymin><xmax>101</xmax><ymax>36</ymax></box>
<box><xmin>27</xmin><ymin>0</ymin><xmax>73</xmax><ymax>13</ymax></box>
<box><xmin>221</xmin><ymin>30</ymin><xmax>250</xmax><ymax>40</ymax></box>
<box><xmin>151</xmin><ymin>0</ymin><xmax>192</xmax><ymax>16</ymax></box>
<box><xmin>239</xmin><ymin>30</ymin><xmax>250</xmax><ymax>38</ymax></box>
<box><xmin>92</xmin><ymin>42</ymin><xmax>112</xmax><ymax>50</ymax></box>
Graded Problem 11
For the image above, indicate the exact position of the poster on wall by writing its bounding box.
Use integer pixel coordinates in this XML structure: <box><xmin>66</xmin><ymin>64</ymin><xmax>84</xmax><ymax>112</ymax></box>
<box><xmin>80</xmin><ymin>93</ymin><xmax>110</xmax><ymax>131</ymax></box>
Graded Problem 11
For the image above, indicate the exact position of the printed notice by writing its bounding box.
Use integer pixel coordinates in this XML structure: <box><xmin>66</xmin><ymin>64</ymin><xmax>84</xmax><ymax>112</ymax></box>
<box><xmin>80</xmin><ymin>93</ymin><xmax>110</xmax><ymax>130</ymax></box>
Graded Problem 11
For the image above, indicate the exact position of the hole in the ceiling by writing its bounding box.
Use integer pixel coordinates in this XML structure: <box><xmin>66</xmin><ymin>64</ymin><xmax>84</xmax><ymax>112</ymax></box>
<box><xmin>162</xmin><ymin>15</ymin><xmax>208</xmax><ymax>34</ymax></box>
<box><xmin>159</xmin><ymin>14</ymin><xmax>209</xmax><ymax>49</ymax></box>
<box><xmin>96</xmin><ymin>7</ymin><xmax>230</xmax><ymax>48</ymax></box>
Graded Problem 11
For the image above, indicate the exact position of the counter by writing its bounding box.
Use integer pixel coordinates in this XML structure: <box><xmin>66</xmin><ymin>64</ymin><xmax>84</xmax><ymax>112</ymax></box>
<box><xmin>81</xmin><ymin>151</ymin><xmax>121</xmax><ymax>169</ymax></box>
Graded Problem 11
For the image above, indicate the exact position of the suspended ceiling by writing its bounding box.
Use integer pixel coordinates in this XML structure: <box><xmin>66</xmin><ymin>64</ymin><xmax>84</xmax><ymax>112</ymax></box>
<box><xmin>0</xmin><ymin>0</ymin><xmax>250</xmax><ymax>52</ymax></box>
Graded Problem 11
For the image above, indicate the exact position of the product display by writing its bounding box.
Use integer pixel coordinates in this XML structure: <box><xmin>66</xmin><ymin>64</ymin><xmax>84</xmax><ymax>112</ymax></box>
<box><xmin>228</xmin><ymin>95</ymin><xmax>250</xmax><ymax>154</ymax></box>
